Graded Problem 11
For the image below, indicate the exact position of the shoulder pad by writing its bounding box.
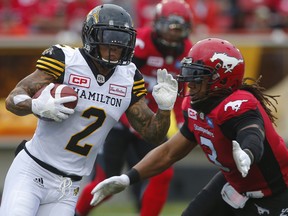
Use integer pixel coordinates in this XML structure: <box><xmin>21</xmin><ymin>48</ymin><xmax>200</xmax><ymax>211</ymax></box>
<box><xmin>36</xmin><ymin>44</ymin><xmax>66</xmax><ymax>80</ymax></box>
<box><xmin>41</xmin><ymin>45</ymin><xmax>65</xmax><ymax>63</ymax></box>
<box><xmin>215</xmin><ymin>90</ymin><xmax>259</xmax><ymax>124</ymax></box>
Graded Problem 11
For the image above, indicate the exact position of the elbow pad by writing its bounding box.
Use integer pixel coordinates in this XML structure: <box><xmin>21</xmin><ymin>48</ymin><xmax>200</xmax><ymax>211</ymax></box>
<box><xmin>236</xmin><ymin>127</ymin><xmax>264</xmax><ymax>163</ymax></box>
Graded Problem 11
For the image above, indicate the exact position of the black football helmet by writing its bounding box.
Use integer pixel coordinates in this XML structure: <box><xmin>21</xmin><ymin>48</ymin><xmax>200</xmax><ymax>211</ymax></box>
<box><xmin>81</xmin><ymin>4</ymin><xmax>136</xmax><ymax>67</ymax></box>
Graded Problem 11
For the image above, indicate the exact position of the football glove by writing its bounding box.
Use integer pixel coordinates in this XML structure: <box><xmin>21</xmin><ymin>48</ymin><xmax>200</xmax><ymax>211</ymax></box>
<box><xmin>90</xmin><ymin>174</ymin><xmax>130</xmax><ymax>206</ymax></box>
<box><xmin>152</xmin><ymin>69</ymin><xmax>178</xmax><ymax>110</ymax></box>
<box><xmin>31</xmin><ymin>83</ymin><xmax>77</xmax><ymax>122</ymax></box>
<box><xmin>232</xmin><ymin>140</ymin><xmax>251</xmax><ymax>178</ymax></box>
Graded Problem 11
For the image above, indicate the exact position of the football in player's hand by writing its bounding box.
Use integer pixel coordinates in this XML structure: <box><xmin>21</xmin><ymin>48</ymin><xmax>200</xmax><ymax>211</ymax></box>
<box><xmin>32</xmin><ymin>83</ymin><xmax>78</xmax><ymax>109</ymax></box>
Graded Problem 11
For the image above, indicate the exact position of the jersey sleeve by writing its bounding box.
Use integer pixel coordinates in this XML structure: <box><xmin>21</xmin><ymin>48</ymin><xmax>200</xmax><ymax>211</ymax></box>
<box><xmin>180</xmin><ymin>112</ymin><xmax>197</xmax><ymax>142</ymax></box>
<box><xmin>220</xmin><ymin>109</ymin><xmax>265</xmax><ymax>140</ymax></box>
<box><xmin>36</xmin><ymin>45</ymin><xmax>65</xmax><ymax>82</ymax></box>
<box><xmin>130</xmin><ymin>69</ymin><xmax>147</xmax><ymax>106</ymax></box>
<box><xmin>215</xmin><ymin>90</ymin><xmax>259</xmax><ymax>125</ymax></box>
<box><xmin>179</xmin><ymin>96</ymin><xmax>196</xmax><ymax>142</ymax></box>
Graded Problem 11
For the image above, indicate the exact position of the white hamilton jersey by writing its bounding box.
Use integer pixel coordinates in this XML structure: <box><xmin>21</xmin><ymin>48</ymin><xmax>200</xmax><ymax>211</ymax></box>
<box><xmin>26</xmin><ymin>44</ymin><xmax>147</xmax><ymax>177</ymax></box>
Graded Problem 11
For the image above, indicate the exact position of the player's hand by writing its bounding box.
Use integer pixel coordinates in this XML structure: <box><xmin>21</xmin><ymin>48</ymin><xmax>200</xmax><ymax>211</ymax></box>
<box><xmin>31</xmin><ymin>83</ymin><xmax>77</xmax><ymax>122</ymax></box>
<box><xmin>90</xmin><ymin>174</ymin><xmax>130</xmax><ymax>206</ymax></box>
<box><xmin>152</xmin><ymin>69</ymin><xmax>178</xmax><ymax>110</ymax></box>
<box><xmin>232</xmin><ymin>140</ymin><xmax>251</xmax><ymax>178</ymax></box>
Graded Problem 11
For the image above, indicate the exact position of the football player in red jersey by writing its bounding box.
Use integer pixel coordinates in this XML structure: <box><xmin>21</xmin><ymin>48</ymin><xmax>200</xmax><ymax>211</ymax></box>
<box><xmin>75</xmin><ymin>0</ymin><xmax>193</xmax><ymax>216</ymax></box>
<box><xmin>87</xmin><ymin>38</ymin><xmax>288</xmax><ymax>216</ymax></box>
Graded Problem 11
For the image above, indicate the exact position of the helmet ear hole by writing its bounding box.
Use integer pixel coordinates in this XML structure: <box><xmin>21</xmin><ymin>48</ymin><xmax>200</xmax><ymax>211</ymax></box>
<box><xmin>215</xmin><ymin>63</ymin><xmax>221</xmax><ymax>70</ymax></box>
<box><xmin>220</xmin><ymin>78</ymin><xmax>227</xmax><ymax>85</ymax></box>
<box><xmin>83</xmin><ymin>25</ymin><xmax>89</xmax><ymax>33</ymax></box>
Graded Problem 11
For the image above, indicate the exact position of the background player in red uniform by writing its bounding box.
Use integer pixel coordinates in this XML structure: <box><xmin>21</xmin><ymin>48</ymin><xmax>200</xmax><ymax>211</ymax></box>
<box><xmin>75</xmin><ymin>0</ymin><xmax>193</xmax><ymax>215</ymax></box>
<box><xmin>87</xmin><ymin>38</ymin><xmax>288</xmax><ymax>216</ymax></box>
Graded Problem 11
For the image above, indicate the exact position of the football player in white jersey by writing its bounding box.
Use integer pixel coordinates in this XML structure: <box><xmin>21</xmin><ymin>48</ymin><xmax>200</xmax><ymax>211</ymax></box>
<box><xmin>2</xmin><ymin>4</ymin><xmax>178</xmax><ymax>216</ymax></box>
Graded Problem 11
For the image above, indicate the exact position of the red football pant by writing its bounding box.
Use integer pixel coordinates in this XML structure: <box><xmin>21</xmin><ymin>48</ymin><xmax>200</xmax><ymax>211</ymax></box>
<box><xmin>140</xmin><ymin>167</ymin><xmax>174</xmax><ymax>216</ymax></box>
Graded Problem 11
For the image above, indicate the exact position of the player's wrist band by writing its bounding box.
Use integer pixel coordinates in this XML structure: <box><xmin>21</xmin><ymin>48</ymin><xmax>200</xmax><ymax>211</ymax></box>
<box><xmin>126</xmin><ymin>168</ymin><xmax>140</xmax><ymax>185</ymax></box>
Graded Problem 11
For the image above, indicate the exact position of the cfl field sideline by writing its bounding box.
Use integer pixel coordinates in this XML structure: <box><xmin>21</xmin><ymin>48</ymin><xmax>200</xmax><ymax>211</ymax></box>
<box><xmin>89</xmin><ymin>201</ymin><xmax>188</xmax><ymax>216</ymax></box>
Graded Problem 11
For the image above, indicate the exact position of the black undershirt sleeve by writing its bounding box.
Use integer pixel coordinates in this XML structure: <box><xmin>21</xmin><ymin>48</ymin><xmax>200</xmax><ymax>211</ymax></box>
<box><xmin>220</xmin><ymin>109</ymin><xmax>265</xmax><ymax>163</ymax></box>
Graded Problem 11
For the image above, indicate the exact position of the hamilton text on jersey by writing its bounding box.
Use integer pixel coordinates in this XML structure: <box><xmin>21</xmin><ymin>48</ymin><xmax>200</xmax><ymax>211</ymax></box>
<box><xmin>74</xmin><ymin>87</ymin><xmax>122</xmax><ymax>107</ymax></box>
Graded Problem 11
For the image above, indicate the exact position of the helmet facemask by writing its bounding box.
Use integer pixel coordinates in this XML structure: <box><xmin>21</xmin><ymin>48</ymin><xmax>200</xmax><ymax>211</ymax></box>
<box><xmin>83</xmin><ymin>25</ymin><xmax>136</xmax><ymax>68</ymax></box>
<box><xmin>154</xmin><ymin>15</ymin><xmax>191</xmax><ymax>48</ymax></box>
<box><xmin>177</xmin><ymin>58</ymin><xmax>220</xmax><ymax>103</ymax></box>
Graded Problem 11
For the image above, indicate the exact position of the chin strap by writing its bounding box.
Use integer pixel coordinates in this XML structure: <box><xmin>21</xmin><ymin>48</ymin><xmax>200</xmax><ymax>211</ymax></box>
<box><xmin>98</xmin><ymin>60</ymin><xmax>117</xmax><ymax>70</ymax></box>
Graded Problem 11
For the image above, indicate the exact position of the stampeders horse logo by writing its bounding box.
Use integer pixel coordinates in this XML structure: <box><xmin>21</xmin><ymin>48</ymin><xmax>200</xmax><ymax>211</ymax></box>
<box><xmin>254</xmin><ymin>204</ymin><xmax>270</xmax><ymax>215</ymax></box>
<box><xmin>210</xmin><ymin>53</ymin><xmax>243</xmax><ymax>73</ymax></box>
<box><xmin>224</xmin><ymin>100</ymin><xmax>248</xmax><ymax>112</ymax></box>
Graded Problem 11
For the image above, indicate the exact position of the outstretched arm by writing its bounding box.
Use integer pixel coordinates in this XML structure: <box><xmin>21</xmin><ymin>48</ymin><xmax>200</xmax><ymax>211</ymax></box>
<box><xmin>133</xmin><ymin>131</ymin><xmax>195</xmax><ymax>179</ymax></box>
<box><xmin>90</xmin><ymin>131</ymin><xmax>196</xmax><ymax>206</ymax></box>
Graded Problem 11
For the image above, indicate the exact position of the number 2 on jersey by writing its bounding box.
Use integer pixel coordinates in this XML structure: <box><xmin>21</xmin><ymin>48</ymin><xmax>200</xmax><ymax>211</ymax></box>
<box><xmin>65</xmin><ymin>107</ymin><xmax>106</xmax><ymax>156</ymax></box>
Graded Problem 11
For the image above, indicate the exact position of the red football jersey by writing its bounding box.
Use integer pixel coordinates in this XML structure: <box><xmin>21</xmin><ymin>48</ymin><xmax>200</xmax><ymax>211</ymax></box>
<box><xmin>182</xmin><ymin>90</ymin><xmax>288</xmax><ymax>197</ymax></box>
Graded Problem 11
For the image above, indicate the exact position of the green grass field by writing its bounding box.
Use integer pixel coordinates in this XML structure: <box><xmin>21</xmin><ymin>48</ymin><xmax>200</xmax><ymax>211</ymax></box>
<box><xmin>89</xmin><ymin>200</ymin><xmax>188</xmax><ymax>216</ymax></box>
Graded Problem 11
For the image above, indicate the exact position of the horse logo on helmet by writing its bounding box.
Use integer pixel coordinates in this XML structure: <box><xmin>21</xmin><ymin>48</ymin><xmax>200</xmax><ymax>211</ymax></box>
<box><xmin>210</xmin><ymin>53</ymin><xmax>243</xmax><ymax>73</ymax></box>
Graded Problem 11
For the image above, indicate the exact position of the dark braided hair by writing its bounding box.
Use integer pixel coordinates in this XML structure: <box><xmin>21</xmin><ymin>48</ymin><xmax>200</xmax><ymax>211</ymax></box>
<box><xmin>239</xmin><ymin>77</ymin><xmax>279</xmax><ymax>124</ymax></box>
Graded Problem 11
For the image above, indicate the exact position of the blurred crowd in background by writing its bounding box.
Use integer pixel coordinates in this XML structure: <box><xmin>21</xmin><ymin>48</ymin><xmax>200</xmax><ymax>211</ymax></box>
<box><xmin>1</xmin><ymin>0</ymin><xmax>288</xmax><ymax>36</ymax></box>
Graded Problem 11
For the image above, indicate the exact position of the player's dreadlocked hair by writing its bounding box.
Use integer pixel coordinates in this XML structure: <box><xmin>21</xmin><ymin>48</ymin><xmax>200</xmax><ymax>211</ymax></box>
<box><xmin>239</xmin><ymin>77</ymin><xmax>279</xmax><ymax>124</ymax></box>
